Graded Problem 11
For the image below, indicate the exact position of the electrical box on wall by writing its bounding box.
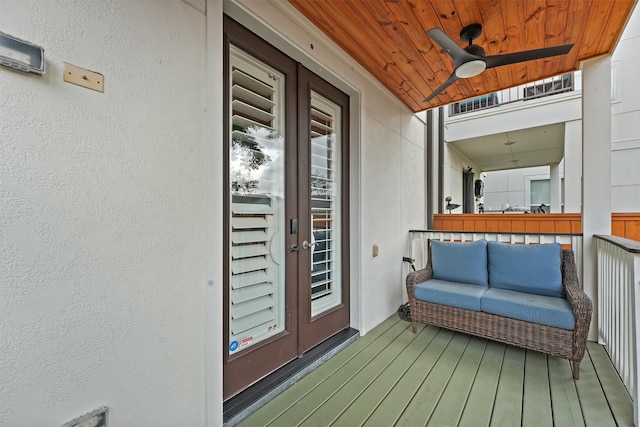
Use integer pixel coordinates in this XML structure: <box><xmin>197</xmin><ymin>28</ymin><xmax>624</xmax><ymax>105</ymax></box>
<box><xmin>0</xmin><ymin>31</ymin><xmax>45</xmax><ymax>74</ymax></box>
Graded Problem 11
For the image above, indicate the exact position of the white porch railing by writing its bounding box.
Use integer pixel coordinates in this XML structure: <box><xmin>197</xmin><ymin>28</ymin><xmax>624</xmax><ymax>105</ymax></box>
<box><xmin>447</xmin><ymin>72</ymin><xmax>577</xmax><ymax>116</ymax></box>
<box><xmin>405</xmin><ymin>230</ymin><xmax>583</xmax><ymax>302</ymax></box>
<box><xmin>596</xmin><ymin>234</ymin><xmax>640</xmax><ymax>426</ymax></box>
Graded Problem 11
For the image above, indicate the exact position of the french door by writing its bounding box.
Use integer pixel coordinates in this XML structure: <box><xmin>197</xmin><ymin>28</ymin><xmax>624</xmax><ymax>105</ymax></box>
<box><xmin>223</xmin><ymin>17</ymin><xmax>350</xmax><ymax>400</ymax></box>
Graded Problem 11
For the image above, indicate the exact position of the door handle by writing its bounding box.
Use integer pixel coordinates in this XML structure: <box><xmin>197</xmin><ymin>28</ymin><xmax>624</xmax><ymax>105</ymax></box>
<box><xmin>302</xmin><ymin>240</ymin><xmax>318</xmax><ymax>250</ymax></box>
<box><xmin>288</xmin><ymin>244</ymin><xmax>300</xmax><ymax>253</ymax></box>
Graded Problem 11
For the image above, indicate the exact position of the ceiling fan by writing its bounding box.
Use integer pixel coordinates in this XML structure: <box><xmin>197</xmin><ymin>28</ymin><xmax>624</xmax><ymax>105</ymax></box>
<box><xmin>424</xmin><ymin>23</ymin><xmax>573</xmax><ymax>103</ymax></box>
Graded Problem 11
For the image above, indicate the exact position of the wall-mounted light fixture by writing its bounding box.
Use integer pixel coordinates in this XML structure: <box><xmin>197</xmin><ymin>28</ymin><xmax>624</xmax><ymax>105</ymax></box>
<box><xmin>0</xmin><ymin>31</ymin><xmax>45</xmax><ymax>74</ymax></box>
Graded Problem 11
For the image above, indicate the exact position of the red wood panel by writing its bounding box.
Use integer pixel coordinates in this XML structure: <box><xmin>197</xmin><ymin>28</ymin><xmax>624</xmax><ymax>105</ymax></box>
<box><xmin>511</xmin><ymin>220</ymin><xmax>525</xmax><ymax>233</ymax></box>
<box><xmin>463</xmin><ymin>220</ymin><xmax>475</xmax><ymax>231</ymax></box>
<box><xmin>486</xmin><ymin>220</ymin><xmax>499</xmax><ymax>232</ymax></box>
<box><xmin>474</xmin><ymin>219</ymin><xmax>487</xmax><ymax>232</ymax></box>
<box><xmin>288</xmin><ymin>0</ymin><xmax>635</xmax><ymax>112</ymax></box>
<box><xmin>555</xmin><ymin>220</ymin><xmax>571</xmax><ymax>234</ymax></box>
<box><xmin>525</xmin><ymin>220</ymin><xmax>540</xmax><ymax>233</ymax></box>
<box><xmin>572</xmin><ymin>221</ymin><xmax>582</xmax><ymax>234</ymax></box>
<box><xmin>539</xmin><ymin>219</ymin><xmax>555</xmax><ymax>233</ymax></box>
<box><xmin>429</xmin><ymin>213</ymin><xmax>640</xmax><ymax>243</ymax></box>
<box><xmin>498</xmin><ymin>220</ymin><xmax>512</xmax><ymax>233</ymax></box>
<box><xmin>612</xmin><ymin>213</ymin><xmax>640</xmax><ymax>242</ymax></box>
<box><xmin>611</xmin><ymin>220</ymin><xmax>625</xmax><ymax>238</ymax></box>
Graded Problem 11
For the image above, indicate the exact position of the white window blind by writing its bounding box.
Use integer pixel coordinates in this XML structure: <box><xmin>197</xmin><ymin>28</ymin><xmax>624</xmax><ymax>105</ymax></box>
<box><xmin>310</xmin><ymin>92</ymin><xmax>342</xmax><ymax>317</ymax></box>
<box><xmin>228</xmin><ymin>47</ymin><xmax>285</xmax><ymax>354</ymax></box>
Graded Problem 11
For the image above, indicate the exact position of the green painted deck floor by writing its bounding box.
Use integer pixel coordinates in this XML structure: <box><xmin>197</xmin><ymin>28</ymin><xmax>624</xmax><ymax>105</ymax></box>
<box><xmin>239</xmin><ymin>316</ymin><xmax>633</xmax><ymax>427</ymax></box>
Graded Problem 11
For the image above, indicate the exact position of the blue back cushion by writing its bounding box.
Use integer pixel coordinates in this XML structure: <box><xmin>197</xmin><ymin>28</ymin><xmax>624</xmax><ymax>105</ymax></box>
<box><xmin>487</xmin><ymin>241</ymin><xmax>563</xmax><ymax>297</ymax></box>
<box><xmin>431</xmin><ymin>239</ymin><xmax>488</xmax><ymax>287</ymax></box>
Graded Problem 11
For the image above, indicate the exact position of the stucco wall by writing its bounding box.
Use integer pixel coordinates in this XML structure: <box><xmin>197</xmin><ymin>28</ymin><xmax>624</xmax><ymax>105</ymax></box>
<box><xmin>611</xmin><ymin>5</ymin><xmax>640</xmax><ymax>212</ymax></box>
<box><xmin>0</xmin><ymin>1</ymin><xmax>207</xmax><ymax>426</ymax></box>
<box><xmin>483</xmin><ymin>166</ymin><xmax>552</xmax><ymax>212</ymax></box>
<box><xmin>361</xmin><ymin>87</ymin><xmax>426</xmax><ymax>329</ymax></box>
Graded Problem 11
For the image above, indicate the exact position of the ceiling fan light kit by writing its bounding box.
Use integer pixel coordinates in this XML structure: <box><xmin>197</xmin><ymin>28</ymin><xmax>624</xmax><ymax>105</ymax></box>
<box><xmin>424</xmin><ymin>23</ymin><xmax>573</xmax><ymax>103</ymax></box>
<box><xmin>455</xmin><ymin>60</ymin><xmax>486</xmax><ymax>78</ymax></box>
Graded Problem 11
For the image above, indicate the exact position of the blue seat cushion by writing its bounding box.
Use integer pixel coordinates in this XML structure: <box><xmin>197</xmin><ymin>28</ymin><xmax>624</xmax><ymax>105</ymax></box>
<box><xmin>487</xmin><ymin>241</ymin><xmax>563</xmax><ymax>297</ymax></box>
<box><xmin>431</xmin><ymin>239</ymin><xmax>488</xmax><ymax>286</ymax></box>
<box><xmin>414</xmin><ymin>279</ymin><xmax>487</xmax><ymax>311</ymax></box>
<box><xmin>481</xmin><ymin>288</ymin><xmax>574</xmax><ymax>330</ymax></box>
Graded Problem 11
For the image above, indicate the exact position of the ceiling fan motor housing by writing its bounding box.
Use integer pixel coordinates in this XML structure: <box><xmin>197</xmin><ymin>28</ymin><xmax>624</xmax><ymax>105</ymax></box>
<box><xmin>464</xmin><ymin>44</ymin><xmax>486</xmax><ymax>57</ymax></box>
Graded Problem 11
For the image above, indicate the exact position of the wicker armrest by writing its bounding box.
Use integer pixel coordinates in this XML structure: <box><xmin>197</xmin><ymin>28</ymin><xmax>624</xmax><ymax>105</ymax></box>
<box><xmin>561</xmin><ymin>250</ymin><xmax>593</xmax><ymax>361</ymax></box>
<box><xmin>405</xmin><ymin>266</ymin><xmax>433</xmax><ymax>333</ymax></box>
<box><xmin>406</xmin><ymin>266</ymin><xmax>433</xmax><ymax>301</ymax></box>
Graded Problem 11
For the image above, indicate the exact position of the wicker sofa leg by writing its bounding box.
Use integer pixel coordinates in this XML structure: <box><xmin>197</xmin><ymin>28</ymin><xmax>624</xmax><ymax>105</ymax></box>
<box><xmin>411</xmin><ymin>321</ymin><xmax>417</xmax><ymax>333</ymax></box>
<box><xmin>573</xmin><ymin>361</ymin><xmax>580</xmax><ymax>380</ymax></box>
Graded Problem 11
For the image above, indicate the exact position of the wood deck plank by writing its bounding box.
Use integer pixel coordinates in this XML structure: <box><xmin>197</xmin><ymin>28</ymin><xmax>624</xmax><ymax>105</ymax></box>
<box><xmin>426</xmin><ymin>337</ymin><xmax>488</xmax><ymax>426</ymax></box>
<box><xmin>548</xmin><ymin>355</ymin><xmax>585</xmax><ymax>427</ymax></box>
<box><xmin>586</xmin><ymin>342</ymin><xmax>634</xmax><ymax>426</ymax></box>
<box><xmin>262</xmin><ymin>320</ymin><xmax>414</xmax><ymax>426</ymax></box>
<box><xmin>490</xmin><ymin>346</ymin><xmax>525</xmax><ymax>427</ymax></box>
<box><xmin>238</xmin><ymin>316</ymin><xmax>633</xmax><ymax>427</ymax></box>
<box><xmin>522</xmin><ymin>351</ymin><xmax>552</xmax><ymax>427</ymax></box>
<box><xmin>394</xmin><ymin>333</ymin><xmax>471</xmax><ymax>426</ymax></box>
<box><xmin>361</xmin><ymin>328</ymin><xmax>456</xmax><ymax>427</ymax></box>
<box><xmin>457</xmin><ymin>341</ymin><xmax>506</xmax><ymax>427</ymax></box>
<box><xmin>298</xmin><ymin>324</ymin><xmax>428</xmax><ymax>426</ymax></box>
<box><xmin>574</xmin><ymin>347</ymin><xmax>617</xmax><ymax>427</ymax></box>
<box><xmin>239</xmin><ymin>316</ymin><xmax>406</xmax><ymax>427</ymax></box>
<box><xmin>331</xmin><ymin>325</ymin><xmax>440</xmax><ymax>427</ymax></box>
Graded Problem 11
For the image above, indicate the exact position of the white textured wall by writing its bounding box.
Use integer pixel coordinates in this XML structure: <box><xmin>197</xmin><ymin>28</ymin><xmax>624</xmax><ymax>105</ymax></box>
<box><xmin>483</xmin><ymin>166</ymin><xmax>551</xmax><ymax>211</ymax></box>
<box><xmin>0</xmin><ymin>1</ymin><xmax>207</xmax><ymax>426</ymax></box>
<box><xmin>611</xmin><ymin>6</ymin><xmax>640</xmax><ymax>212</ymax></box>
<box><xmin>362</xmin><ymin>88</ymin><xmax>426</xmax><ymax>328</ymax></box>
<box><xmin>442</xmin><ymin>145</ymin><xmax>482</xmax><ymax>213</ymax></box>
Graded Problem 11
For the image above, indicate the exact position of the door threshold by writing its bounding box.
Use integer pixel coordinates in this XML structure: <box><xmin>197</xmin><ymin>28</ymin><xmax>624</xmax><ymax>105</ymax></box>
<box><xmin>223</xmin><ymin>327</ymin><xmax>359</xmax><ymax>426</ymax></box>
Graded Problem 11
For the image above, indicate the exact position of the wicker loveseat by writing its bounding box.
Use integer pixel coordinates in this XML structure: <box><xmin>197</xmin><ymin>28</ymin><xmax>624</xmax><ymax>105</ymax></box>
<box><xmin>406</xmin><ymin>239</ymin><xmax>592</xmax><ymax>379</ymax></box>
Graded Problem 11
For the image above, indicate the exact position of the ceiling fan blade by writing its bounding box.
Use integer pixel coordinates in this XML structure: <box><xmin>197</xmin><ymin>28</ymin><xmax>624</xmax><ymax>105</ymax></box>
<box><xmin>427</xmin><ymin>28</ymin><xmax>477</xmax><ymax>65</ymax></box>
<box><xmin>484</xmin><ymin>44</ymin><xmax>573</xmax><ymax>69</ymax></box>
<box><xmin>424</xmin><ymin>74</ymin><xmax>459</xmax><ymax>103</ymax></box>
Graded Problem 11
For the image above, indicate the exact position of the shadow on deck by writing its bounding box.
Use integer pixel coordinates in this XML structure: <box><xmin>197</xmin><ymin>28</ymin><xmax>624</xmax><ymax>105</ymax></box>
<box><xmin>238</xmin><ymin>315</ymin><xmax>633</xmax><ymax>427</ymax></box>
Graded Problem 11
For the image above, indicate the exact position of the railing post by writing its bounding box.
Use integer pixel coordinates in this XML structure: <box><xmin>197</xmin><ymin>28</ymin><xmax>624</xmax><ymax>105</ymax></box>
<box><xmin>634</xmin><ymin>251</ymin><xmax>640</xmax><ymax>427</ymax></box>
<box><xmin>594</xmin><ymin>234</ymin><xmax>640</xmax><ymax>426</ymax></box>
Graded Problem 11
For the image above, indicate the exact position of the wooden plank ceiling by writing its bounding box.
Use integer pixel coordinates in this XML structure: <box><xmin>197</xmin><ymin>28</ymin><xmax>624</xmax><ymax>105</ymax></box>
<box><xmin>289</xmin><ymin>0</ymin><xmax>637</xmax><ymax>112</ymax></box>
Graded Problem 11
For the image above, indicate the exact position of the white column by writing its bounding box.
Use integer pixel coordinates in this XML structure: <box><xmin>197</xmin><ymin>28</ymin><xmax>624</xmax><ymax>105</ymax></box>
<box><xmin>550</xmin><ymin>163</ymin><xmax>561</xmax><ymax>213</ymax></box>
<box><xmin>564</xmin><ymin>120</ymin><xmax>582</xmax><ymax>213</ymax></box>
<box><xmin>582</xmin><ymin>55</ymin><xmax>612</xmax><ymax>341</ymax></box>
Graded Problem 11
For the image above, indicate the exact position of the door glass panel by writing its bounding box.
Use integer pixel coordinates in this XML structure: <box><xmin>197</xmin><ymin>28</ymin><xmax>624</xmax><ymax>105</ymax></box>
<box><xmin>309</xmin><ymin>91</ymin><xmax>342</xmax><ymax>317</ymax></box>
<box><xmin>228</xmin><ymin>46</ymin><xmax>285</xmax><ymax>354</ymax></box>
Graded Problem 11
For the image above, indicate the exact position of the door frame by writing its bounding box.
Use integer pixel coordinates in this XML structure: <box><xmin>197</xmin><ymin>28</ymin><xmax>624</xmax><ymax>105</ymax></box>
<box><xmin>222</xmin><ymin>16</ymin><xmax>352</xmax><ymax>400</ymax></box>
<box><xmin>222</xmin><ymin>16</ymin><xmax>300</xmax><ymax>399</ymax></box>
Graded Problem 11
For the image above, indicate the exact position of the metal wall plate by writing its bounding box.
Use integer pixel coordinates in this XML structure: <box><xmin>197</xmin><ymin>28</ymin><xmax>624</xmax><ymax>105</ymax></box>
<box><xmin>63</xmin><ymin>62</ymin><xmax>104</xmax><ymax>93</ymax></box>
